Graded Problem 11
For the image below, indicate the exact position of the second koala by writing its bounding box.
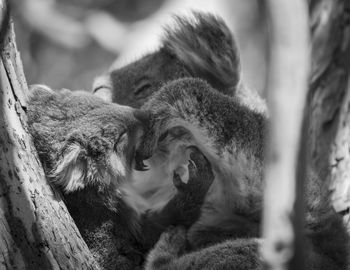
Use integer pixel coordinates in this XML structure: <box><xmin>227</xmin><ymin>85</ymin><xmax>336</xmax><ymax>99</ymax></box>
<box><xmin>93</xmin><ymin>12</ymin><xmax>266</xmax><ymax>114</ymax></box>
<box><xmin>136</xmin><ymin>78</ymin><xmax>349</xmax><ymax>270</ymax></box>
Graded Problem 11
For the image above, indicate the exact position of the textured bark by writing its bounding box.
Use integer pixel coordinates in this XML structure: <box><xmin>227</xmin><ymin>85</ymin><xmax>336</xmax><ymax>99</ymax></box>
<box><xmin>0</xmin><ymin>17</ymin><xmax>100</xmax><ymax>270</ymax></box>
<box><xmin>308</xmin><ymin>0</ymin><xmax>350</xmax><ymax>227</ymax></box>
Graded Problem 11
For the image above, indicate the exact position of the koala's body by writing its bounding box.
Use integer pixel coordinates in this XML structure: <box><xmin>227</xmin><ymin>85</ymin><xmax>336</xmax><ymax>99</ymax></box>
<box><xmin>134</xmin><ymin>78</ymin><xmax>349</xmax><ymax>270</ymax></box>
<box><xmin>27</xmin><ymin>86</ymin><xmax>214</xmax><ymax>269</ymax></box>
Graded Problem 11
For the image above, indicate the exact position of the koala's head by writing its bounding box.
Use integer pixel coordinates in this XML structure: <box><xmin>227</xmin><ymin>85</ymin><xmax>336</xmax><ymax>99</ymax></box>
<box><xmin>93</xmin><ymin>12</ymin><xmax>241</xmax><ymax>107</ymax></box>
<box><xmin>27</xmin><ymin>85</ymin><xmax>146</xmax><ymax>193</ymax></box>
<box><xmin>27</xmin><ymin>85</ymin><xmax>203</xmax><ymax>216</ymax></box>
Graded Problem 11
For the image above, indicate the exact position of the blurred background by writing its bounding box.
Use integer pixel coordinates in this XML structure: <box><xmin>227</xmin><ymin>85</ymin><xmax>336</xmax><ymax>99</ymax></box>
<box><xmin>11</xmin><ymin>0</ymin><xmax>267</xmax><ymax>95</ymax></box>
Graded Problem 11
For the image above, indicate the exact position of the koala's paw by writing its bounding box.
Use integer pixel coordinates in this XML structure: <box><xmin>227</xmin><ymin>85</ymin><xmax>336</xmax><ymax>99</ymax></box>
<box><xmin>173</xmin><ymin>147</ymin><xmax>214</xmax><ymax>195</ymax></box>
<box><xmin>158</xmin><ymin>226</ymin><xmax>186</xmax><ymax>254</ymax></box>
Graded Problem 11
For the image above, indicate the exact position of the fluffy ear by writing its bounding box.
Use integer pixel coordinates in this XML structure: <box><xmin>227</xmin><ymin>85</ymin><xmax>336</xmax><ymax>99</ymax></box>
<box><xmin>162</xmin><ymin>12</ymin><xmax>241</xmax><ymax>94</ymax></box>
<box><xmin>49</xmin><ymin>141</ymin><xmax>127</xmax><ymax>193</ymax></box>
<box><xmin>49</xmin><ymin>143</ymin><xmax>88</xmax><ymax>193</ymax></box>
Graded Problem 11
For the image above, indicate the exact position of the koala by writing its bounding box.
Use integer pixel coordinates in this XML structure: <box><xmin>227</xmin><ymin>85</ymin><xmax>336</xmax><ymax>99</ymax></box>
<box><xmin>129</xmin><ymin>78</ymin><xmax>350</xmax><ymax>270</ymax></box>
<box><xmin>92</xmin><ymin>12</ymin><xmax>241</xmax><ymax>108</ymax></box>
<box><xmin>27</xmin><ymin>85</ymin><xmax>215</xmax><ymax>269</ymax></box>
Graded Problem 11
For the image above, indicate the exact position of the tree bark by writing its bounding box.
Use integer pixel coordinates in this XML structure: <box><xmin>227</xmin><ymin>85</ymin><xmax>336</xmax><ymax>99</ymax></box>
<box><xmin>262</xmin><ymin>0</ymin><xmax>350</xmax><ymax>267</ymax></box>
<box><xmin>308</xmin><ymin>0</ymin><xmax>350</xmax><ymax>228</ymax></box>
<box><xmin>0</xmin><ymin>14</ymin><xmax>100</xmax><ymax>270</ymax></box>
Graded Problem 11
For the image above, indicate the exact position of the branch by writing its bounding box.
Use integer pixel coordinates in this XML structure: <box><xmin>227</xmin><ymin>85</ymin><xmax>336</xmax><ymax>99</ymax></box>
<box><xmin>261</xmin><ymin>0</ymin><xmax>310</xmax><ymax>269</ymax></box>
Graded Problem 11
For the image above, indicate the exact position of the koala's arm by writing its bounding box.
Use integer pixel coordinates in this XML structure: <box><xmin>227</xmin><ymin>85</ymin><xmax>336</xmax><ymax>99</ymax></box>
<box><xmin>145</xmin><ymin>226</ymin><xmax>262</xmax><ymax>270</ymax></box>
<box><xmin>132</xmin><ymin>149</ymin><xmax>214</xmax><ymax>250</ymax></box>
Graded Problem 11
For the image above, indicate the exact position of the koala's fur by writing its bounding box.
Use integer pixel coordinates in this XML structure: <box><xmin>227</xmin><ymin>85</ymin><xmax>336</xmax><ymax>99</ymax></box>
<box><xmin>27</xmin><ymin>86</ymin><xmax>214</xmax><ymax>269</ymax></box>
<box><xmin>134</xmin><ymin>78</ymin><xmax>350</xmax><ymax>270</ymax></box>
<box><xmin>93</xmin><ymin>13</ymin><xmax>242</xmax><ymax>108</ymax></box>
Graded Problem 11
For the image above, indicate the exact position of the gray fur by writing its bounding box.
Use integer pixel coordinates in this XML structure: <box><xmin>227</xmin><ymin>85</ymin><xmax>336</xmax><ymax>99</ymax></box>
<box><xmin>94</xmin><ymin>12</ymin><xmax>240</xmax><ymax>107</ymax></box>
<box><xmin>145</xmin><ymin>227</ymin><xmax>261</xmax><ymax>270</ymax></box>
<box><xmin>163</xmin><ymin>12</ymin><xmax>240</xmax><ymax>92</ymax></box>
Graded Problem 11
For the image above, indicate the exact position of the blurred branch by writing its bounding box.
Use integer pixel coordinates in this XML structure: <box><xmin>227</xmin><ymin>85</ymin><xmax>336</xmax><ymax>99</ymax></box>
<box><xmin>20</xmin><ymin>0</ymin><xmax>91</xmax><ymax>49</ymax></box>
<box><xmin>261</xmin><ymin>0</ymin><xmax>310</xmax><ymax>269</ymax></box>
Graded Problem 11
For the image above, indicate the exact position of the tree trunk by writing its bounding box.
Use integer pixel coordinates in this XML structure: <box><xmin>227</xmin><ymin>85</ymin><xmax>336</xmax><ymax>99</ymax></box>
<box><xmin>0</xmin><ymin>16</ymin><xmax>100</xmax><ymax>270</ymax></box>
<box><xmin>308</xmin><ymin>0</ymin><xmax>350</xmax><ymax>228</ymax></box>
<box><xmin>261</xmin><ymin>0</ymin><xmax>309</xmax><ymax>269</ymax></box>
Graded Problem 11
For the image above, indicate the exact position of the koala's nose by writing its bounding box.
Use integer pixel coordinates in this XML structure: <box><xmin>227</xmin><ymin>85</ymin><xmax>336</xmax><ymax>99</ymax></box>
<box><xmin>92</xmin><ymin>75</ymin><xmax>113</xmax><ymax>102</ymax></box>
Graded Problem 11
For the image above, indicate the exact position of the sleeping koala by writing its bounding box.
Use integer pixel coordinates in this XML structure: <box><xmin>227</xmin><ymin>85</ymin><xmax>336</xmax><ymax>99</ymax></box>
<box><xmin>92</xmin><ymin>12</ymin><xmax>265</xmax><ymax>114</ymax></box>
<box><xmin>27</xmin><ymin>85</ymin><xmax>214</xmax><ymax>269</ymax></box>
<box><xmin>132</xmin><ymin>78</ymin><xmax>349</xmax><ymax>270</ymax></box>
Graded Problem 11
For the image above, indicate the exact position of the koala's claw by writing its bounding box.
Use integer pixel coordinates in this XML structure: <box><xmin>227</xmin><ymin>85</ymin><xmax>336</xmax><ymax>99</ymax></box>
<box><xmin>187</xmin><ymin>148</ymin><xmax>214</xmax><ymax>189</ymax></box>
<box><xmin>173</xmin><ymin>147</ymin><xmax>214</xmax><ymax>196</ymax></box>
<box><xmin>173</xmin><ymin>172</ymin><xmax>186</xmax><ymax>190</ymax></box>
<box><xmin>189</xmin><ymin>149</ymin><xmax>208</xmax><ymax>174</ymax></box>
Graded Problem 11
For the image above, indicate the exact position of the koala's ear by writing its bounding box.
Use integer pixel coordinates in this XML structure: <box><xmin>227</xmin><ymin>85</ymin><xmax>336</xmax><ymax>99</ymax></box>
<box><xmin>162</xmin><ymin>12</ymin><xmax>240</xmax><ymax>94</ymax></box>
<box><xmin>49</xmin><ymin>140</ymin><xmax>126</xmax><ymax>193</ymax></box>
<box><xmin>49</xmin><ymin>143</ymin><xmax>87</xmax><ymax>193</ymax></box>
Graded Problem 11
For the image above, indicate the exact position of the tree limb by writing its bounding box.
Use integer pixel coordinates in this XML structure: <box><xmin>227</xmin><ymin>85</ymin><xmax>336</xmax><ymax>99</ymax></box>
<box><xmin>261</xmin><ymin>0</ymin><xmax>310</xmax><ymax>269</ymax></box>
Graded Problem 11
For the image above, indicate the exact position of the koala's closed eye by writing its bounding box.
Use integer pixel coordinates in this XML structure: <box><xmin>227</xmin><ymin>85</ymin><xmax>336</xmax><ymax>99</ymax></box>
<box><xmin>134</xmin><ymin>80</ymin><xmax>152</xmax><ymax>98</ymax></box>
